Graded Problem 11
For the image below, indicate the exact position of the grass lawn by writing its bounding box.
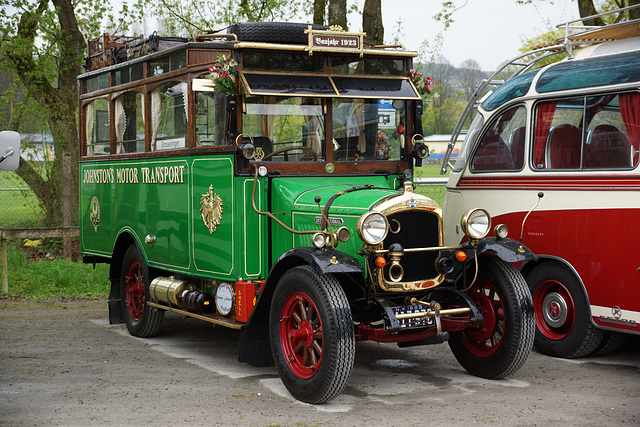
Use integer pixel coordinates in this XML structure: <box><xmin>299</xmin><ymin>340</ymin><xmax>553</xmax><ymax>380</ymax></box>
<box><xmin>0</xmin><ymin>171</ymin><xmax>44</xmax><ymax>227</ymax></box>
<box><xmin>413</xmin><ymin>163</ymin><xmax>450</xmax><ymax>206</ymax></box>
<box><xmin>2</xmin><ymin>241</ymin><xmax>110</xmax><ymax>300</ymax></box>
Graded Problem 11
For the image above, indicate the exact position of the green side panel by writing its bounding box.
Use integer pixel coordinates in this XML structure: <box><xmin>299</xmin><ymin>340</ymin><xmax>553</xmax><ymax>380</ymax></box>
<box><xmin>143</xmin><ymin>159</ymin><xmax>190</xmax><ymax>269</ymax></box>
<box><xmin>191</xmin><ymin>157</ymin><xmax>235</xmax><ymax>277</ymax></box>
<box><xmin>79</xmin><ymin>164</ymin><xmax>114</xmax><ymax>256</ymax></box>
<box><xmin>237</xmin><ymin>176</ymin><xmax>268</xmax><ymax>279</ymax></box>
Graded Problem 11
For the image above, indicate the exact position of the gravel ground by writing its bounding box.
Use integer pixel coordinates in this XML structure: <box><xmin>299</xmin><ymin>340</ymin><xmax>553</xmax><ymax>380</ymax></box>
<box><xmin>1</xmin><ymin>298</ymin><xmax>639</xmax><ymax>426</ymax></box>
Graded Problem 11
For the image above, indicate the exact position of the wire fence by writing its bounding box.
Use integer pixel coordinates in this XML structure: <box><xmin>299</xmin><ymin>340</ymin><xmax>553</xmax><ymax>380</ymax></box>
<box><xmin>0</xmin><ymin>171</ymin><xmax>45</xmax><ymax>228</ymax></box>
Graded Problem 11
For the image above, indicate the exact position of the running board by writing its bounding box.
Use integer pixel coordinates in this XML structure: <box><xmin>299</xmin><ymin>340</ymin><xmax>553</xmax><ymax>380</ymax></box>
<box><xmin>147</xmin><ymin>301</ymin><xmax>243</xmax><ymax>330</ymax></box>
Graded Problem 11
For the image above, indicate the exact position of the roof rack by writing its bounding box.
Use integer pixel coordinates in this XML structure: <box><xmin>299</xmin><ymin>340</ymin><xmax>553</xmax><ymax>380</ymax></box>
<box><xmin>440</xmin><ymin>5</ymin><xmax>640</xmax><ymax>175</ymax></box>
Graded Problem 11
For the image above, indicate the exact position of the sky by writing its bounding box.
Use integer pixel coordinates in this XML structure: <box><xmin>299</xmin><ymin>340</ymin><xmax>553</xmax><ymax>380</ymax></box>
<box><xmin>129</xmin><ymin>0</ymin><xmax>581</xmax><ymax>72</ymax></box>
<box><xmin>374</xmin><ymin>0</ymin><xmax>578</xmax><ymax>71</ymax></box>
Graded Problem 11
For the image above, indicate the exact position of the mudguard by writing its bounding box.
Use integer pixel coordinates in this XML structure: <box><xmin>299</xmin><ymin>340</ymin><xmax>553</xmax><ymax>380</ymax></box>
<box><xmin>273</xmin><ymin>246</ymin><xmax>363</xmax><ymax>277</ymax></box>
<box><xmin>475</xmin><ymin>237</ymin><xmax>537</xmax><ymax>263</ymax></box>
<box><xmin>238</xmin><ymin>247</ymin><xmax>363</xmax><ymax>363</ymax></box>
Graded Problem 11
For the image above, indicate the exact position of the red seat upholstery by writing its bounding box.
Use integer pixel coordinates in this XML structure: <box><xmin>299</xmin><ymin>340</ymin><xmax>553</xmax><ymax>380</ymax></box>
<box><xmin>584</xmin><ymin>124</ymin><xmax>631</xmax><ymax>169</ymax></box>
<box><xmin>472</xmin><ymin>130</ymin><xmax>514</xmax><ymax>170</ymax></box>
<box><xmin>546</xmin><ymin>124</ymin><xmax>582</xmax><ymax>169</ymax></box>
<box><xmin>509</xmin><ymin>127</ymin><xmax>526</xmax><ymax>169</ymax></box>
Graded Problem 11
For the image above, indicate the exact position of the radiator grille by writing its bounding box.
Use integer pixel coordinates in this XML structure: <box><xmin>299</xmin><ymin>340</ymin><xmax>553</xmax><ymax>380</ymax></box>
<box><xmin>383</xmin><ymin>210</ymin><xmax>440</xmax><ymax>282</ymax></box>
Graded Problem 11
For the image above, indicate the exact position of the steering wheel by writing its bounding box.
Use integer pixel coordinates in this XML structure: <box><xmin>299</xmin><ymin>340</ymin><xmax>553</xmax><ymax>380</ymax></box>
<box><xmin>261</xmin><ymin>145</ymin><xmax>318</xmax><ymax>161</ymax></box>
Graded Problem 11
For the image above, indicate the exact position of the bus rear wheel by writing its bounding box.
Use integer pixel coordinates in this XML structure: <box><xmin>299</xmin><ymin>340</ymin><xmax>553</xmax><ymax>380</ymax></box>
<box><xmin>527</xmin><ymin>262</ymin><xmax>604</xmax><ymax>358</ymax></box>
<box><xmin>449</xmin><ymin>256</ymin><xmax>534</xmax><ymax>379</ymax></box>
<box><xmin>269</xmin><ymin>266</ymin><xmax>355</xmax><ymax>404</ymax></box>
<box><xmin>120</xmin><ymin>244</ymin><xmax>164</xmax><ymax>338</ymax></box>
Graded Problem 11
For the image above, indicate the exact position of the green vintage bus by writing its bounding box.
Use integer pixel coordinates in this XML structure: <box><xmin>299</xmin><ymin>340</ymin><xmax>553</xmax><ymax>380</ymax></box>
<box><xmin>79</xmin><ymin>23</ymin><xmax>536</xmax><ymax>403</ymax></box>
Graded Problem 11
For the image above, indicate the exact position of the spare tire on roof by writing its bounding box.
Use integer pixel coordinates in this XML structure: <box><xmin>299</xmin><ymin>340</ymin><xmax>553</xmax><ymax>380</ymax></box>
<box><xmin>228</xmin><ymin>22</ymin><xmax>329</xmax><ymax>44</ymax></box>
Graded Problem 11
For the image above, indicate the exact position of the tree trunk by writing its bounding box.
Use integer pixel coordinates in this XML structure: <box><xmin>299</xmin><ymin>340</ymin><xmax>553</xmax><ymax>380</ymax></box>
<box><xmin>577</xmin><ymin>0</ymin><xmax>605</xmax><ymax>26</ymax></box>
<box><xmin>328</xmin><ymin>0</ymin><xmax>347</xmax><ymax>30</ymax></box>
<box><xmin>629</xmin><ymin>0</ymin><xmax>640</xmax><ymax>20</ymax></box>
<box><xmin>363</xmin><ymin>0</ymin><xmax>384</xmax><ymax>45</ymax></box>
<box><xmin>7</xmin><ymin>0</ymin><xmax>83</xmax><ymax>226</ymax></box>
<box><xmin>313</xmin><ymin>0</ymin><xmax>327</xmax><ymax>25</ymax></box>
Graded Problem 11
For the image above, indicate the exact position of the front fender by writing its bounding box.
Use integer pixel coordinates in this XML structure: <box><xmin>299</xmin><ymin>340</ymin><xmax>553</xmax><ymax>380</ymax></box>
<box><xmin>237</xmin><ymin>247</ymin><xmax>363</xmax><ymax>364</ymax></box>
<box><xmin>246</xmin><ymin>246</ymin><xmax>362</xmax><ymax>327</ymax></box>
<box><xmin>475</xmin><ymin>237</ymin><xmax>537</xmax><ymax>263</ymax></box>
<box><xmin>274</xmin><ymin>246</ymin><xmax>364</xmax><ymax>277</ymax></box>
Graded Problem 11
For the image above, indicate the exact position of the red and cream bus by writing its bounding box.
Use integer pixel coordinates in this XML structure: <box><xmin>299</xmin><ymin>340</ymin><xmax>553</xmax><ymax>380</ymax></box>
<box><xmin>442</xmin><ymin>12</ymin><xmax>639</xmax><ymax>359</ymax></box>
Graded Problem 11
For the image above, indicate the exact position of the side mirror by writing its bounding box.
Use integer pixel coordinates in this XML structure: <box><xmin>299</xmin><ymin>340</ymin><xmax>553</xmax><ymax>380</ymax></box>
<box><xmin>0</xmin><ymin>131</ymin><xmax>20</xmax><ymax>171</ymax></box>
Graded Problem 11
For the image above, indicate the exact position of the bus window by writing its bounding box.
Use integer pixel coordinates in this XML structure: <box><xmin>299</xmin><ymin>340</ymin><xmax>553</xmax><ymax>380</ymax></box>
<box><xmin>332</xmin><ymin>98</ymin><xmax>406</xmax><ymax>161</ymax></box>
<box><xmin>85</xmin><ymin>98</ymin><xmax>110</xmax><ymax>156</ymax></box>
<box><xmin>151</xmin><ymin>81</ymin><xmax>188</xmax><ymax>151</ymax></box>
<box><xmin>471</xmin><ymin>105</ymin><xmax>525</xmax><ymax>171</ymax></box>
<box><xmin>243</xmin><ymin>96</ymin><xmax>324</xmax><ymax>162</ymax></box>
<box><xmin>195</xmin><ymin>91</ymin><xmax>226</xmax><ymax>147</ymax></box>
<box><xmin>533</xmin><ymin>93</ymin><xmax>639</xmax><ymax>170</ymax></box>
<box><xmin>115</xmin><ymin>91</ymin><xmax>145</xmax><ymax>153</ymax></box>
<box><xmin>584</xmin><ymin>94</ymin><xmax>636</xmax><ymax>169</ymax></box>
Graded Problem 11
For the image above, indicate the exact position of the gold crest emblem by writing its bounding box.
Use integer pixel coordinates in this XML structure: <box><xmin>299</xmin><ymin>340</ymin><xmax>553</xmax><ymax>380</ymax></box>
<box><xmin>199</xmin><ymin>185</ymin><xmax>223</xmax><ymax>234</ymax></box>
<box><xmin>89</xmin><ymin>196</ymin><xmax>100</xmax><ymax>232</ymax></box>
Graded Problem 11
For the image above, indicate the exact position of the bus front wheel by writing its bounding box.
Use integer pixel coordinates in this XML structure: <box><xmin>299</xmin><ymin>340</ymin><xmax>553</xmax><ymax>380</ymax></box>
<box><xmin>120</xmin><ymin>244</ymin><xmax>164</xmax><ymax>338</ymax></box>
<box><xmin>527</xmin><ymin>262</ymin><xmax>604</xmax><ymax>358</ymax></box>
<box><xmin>269</xmin><ymin>266</ymin><xmax>355</xmax><ymax>404</ymax></box>
<box><xmin>449</xmin><ymin>256</ymin><xmax>535</xmax><ymax>379</ymax></box>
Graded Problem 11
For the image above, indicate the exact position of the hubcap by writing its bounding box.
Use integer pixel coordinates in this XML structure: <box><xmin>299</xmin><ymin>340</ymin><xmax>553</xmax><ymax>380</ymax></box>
<box><xmin>542</xmin><ymin>292</ymin><xmax>568</xmax><ymax>327</ymax></box>
<box><xmin>279</xmin><ymin>292</ymin><xmax>323</xmax><ymax>379</ymax></box>
<box><xmin>533</xmin><ymin>279</ymin><xmax>575</xmax><ymax>340</ymax></box>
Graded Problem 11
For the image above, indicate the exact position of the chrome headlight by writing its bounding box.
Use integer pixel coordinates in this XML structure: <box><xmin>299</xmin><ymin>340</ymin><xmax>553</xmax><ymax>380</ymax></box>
<box><xmin>311</xmin><ymin>232</ymin><xmax>326</xmax><ymax>248</ymax></box>
<box><xmin>461</xmin><ymin>208</ymin><xmax>491</xmax><ymax>240</ymax></box>
<box><xmin>357</xmin><ymin>212</ymin><xmax>389</xmax><ymax>245</ymax></box>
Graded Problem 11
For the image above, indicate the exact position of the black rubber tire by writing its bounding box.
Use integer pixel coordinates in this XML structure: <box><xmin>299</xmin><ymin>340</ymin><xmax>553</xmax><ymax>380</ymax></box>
<box><xmin>591</xmin><ymin>331</ymin><xmax>628</xmax><ymax>356</ymax></box>
<box><xmin>269</xmin><ymin>266</ymin><xmax>355</xmax><ymax>403</ymax></box>
<box><xmin>228</xmin><ymin>22</ymin><xmax>328</xmax><ymax>44</ymax></box>
<box><xmin>526</xmin><ymin>262</ymin><xmax>604</xmax><ymax>358</ymax></box>
<box><xmin>120</xmin><ymin>244</ymin><xmax>164</xmax><ymax>338</ymax></box>
<box><xmin>449</xmin><ymin>256</ymin><xmax>535</xmax><ymax>379</ymax></box>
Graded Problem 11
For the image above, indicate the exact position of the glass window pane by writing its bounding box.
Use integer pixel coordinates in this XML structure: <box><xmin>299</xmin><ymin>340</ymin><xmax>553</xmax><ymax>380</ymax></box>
<box><xmin>242</xmin><ymin>52</ymin><xmax>323</xmax><ymax>72</ymax></box>
<box><xmin>471</xmin><ymin>106</ymin><xmax>526</xmax><ymax>171</ymax></box>
<box><xmin>243</xmin><ymin>96</ymin><xmax>325</xmax><ymax>162</ymax></box>
<box><xmin>85</xmin><ymin>99</ymin><xmax>110</xmax><ymax>155</ymax></box>
<box><xmin>482</xmin><ymin>70</ymin><xmax>538</xmax><ymax>111</ymax></box>
<box><xmin>150</xmin><ymin>52</ymin><xmax>186</xmax><ymax>76</ymax></box>
<box><xmin>195</xmin><ymin>91</ymin><xmax>226</xmax><ymax>146</ymax></box>
<box><xmin>584</xmin><ymin>95</ymin><xmax>634</xmax><ymax>169</ymax></box>
<box><xmin>86</xmin><ymin>73</ymin><xmax>110</xmax><ymax>93</ymax></box>
<box><xmin>242</xmin><ymin>73</ymin><xmax>336</xmax><ymax>96</ymax></box>
<box><xmin>330</xmin><ymin>57</ymin><xmax>404</xmax><ymax>75</ymax></box>
<box><xmin>332</xmin><ymin>77</ymin><xmax>418</xmax><ymax>99</ymax></box>
<box><xmin>151</xmin><ymin>81</ymin><xmax>188</xmax><ymax>151</ymax></box>
<box><xmin>537</xmin><ymin>52</ymin><xmax>640</xmax><ymax>93</ymax></box>
<box><xmin>115</xmin><ymin>92</ymin><xmax>145</xmax><ymax>153</ymax></box>
<box><xmin>332</xmin><ymin>98</ymin><xmax>407</xmax><ymax>162</ymax></box>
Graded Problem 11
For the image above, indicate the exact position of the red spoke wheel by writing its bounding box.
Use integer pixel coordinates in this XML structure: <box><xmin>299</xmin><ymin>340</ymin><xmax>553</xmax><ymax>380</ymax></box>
<box><xmin>124</xmin><ymin>259</ymin><xmax>145</xmax><ymax>321</ymax></box>
<box><xmin>279</xmin><ymin>292</ymin><xmax>324</xmax><ymax>379</ymax></box>
<box><xmin>461</xmin><ymin>281</ymin><xmax>504</xmax><ymax>357</ymax></box>
<box><xmin>119</xmin><ymin>244</ymin><xmax>164</xmax><ymax>337</ymax></box>
<box><xmin>270</xmin><ymin>266</ymin><xmax>354</xmax><ymax>404</ymax></box>
<box><xmin>449</xmin><ymin>256</ymin><xmax>534</xmax><ymax>379</ymax></box>
<box><xmin>526</xmin><ymin>262</ymin><xmax>604</xmax><ymax>358</ymax></box>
